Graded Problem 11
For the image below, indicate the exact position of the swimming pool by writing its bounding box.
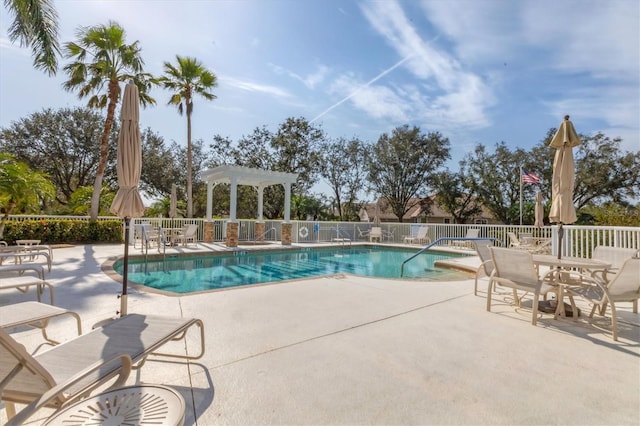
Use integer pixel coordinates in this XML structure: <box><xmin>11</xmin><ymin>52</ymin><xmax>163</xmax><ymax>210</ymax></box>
<box><xmin>115</xmin><ymin>246</ymin><xmax>471</xmax><ymax>294</ymax></box>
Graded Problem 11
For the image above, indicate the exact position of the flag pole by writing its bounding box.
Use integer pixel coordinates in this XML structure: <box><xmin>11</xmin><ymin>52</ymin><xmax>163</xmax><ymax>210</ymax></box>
<box><xmin>519</xmin><ymin>166</ymin><xmax>523</xmax><ymax>225</ymax></box>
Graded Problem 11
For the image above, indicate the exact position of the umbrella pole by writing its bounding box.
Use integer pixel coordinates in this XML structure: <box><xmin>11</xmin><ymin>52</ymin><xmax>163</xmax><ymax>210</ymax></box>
<box><xmin>557</xmin><ymin>222</ymin><xmax>564</xmax><ymax>260</ymax></box>
<box><xmin>120</xmin><ymin>217</ymin><xmax>130</xmax><ymax>317</ymax></box>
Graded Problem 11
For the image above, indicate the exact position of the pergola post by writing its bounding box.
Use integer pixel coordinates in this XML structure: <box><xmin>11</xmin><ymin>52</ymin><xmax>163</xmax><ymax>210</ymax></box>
<box><xmin>283</xmin><ymin>183</ymin><xmax>292</xmax><ymax>222</ymax></box>
<box><xmin>257</xmin><ymin>185</ymin><xmax>264</xmax><ymax>221</ymax></box>
<box><xmin>206</xmin><ymin>182</ymin><xmax>214</xmax><ymax>220</ymax></box>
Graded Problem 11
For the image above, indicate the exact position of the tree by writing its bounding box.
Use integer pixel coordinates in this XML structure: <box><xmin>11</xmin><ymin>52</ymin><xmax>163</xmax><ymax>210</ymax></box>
<box><xmin>4</xmin><ymin>0</ymin><xmax>60</xmax><ymax>75</ymax></box>
<box><xmin>367</xmin><ymin>125</ymin><xmax>450</xmax><ymax>222</ymax></box>
<box><xmin>434</xmin><ymin>170</ymin><xmax>482</xmax><ymax>224</ymax></box>
<box><xmin>139</xmin><ymin>128</ymin><xmax>183</xmax><ymax>198</ymax></box>
<box><xmin>216</xmin><ymin>117</ymin><xmax>325</xmax><ymax>219</ymax></box>
<box><xmin>0</xmin><ymin>107</ymin><xmax>117</xmax><ymax>207</ymax></box>
<box><xmin>582</xmin><ymin>203</ymin><xmax>640</xmax><ymax>227</ymax></box>
<box><xmin>319</xmin><ymin>137</ymin><xmax>368</xmax><ymax>220</ymax></box>
<box><xmin>160</xmin><ymin>55</ymin><xmax>217</xmax><ymax>218</ymax></box>
<box><xmin>462</xmin><ymin>142</ymin><xmax>533</xmax><ymax>224</ymax></box>
<box><xmin>0</xmin><ymin>154</ymin><xmax>55</xmax><ymax>238</ymax></box>
<box><xmin>529</xmin><ymin>131</ymin><xmax>640</xmax><ymax>209</ymax></box>
<box><xmin>63</xmin><ymin>21</ymin><xmax>156</xmax><ymax>220</ymax></box>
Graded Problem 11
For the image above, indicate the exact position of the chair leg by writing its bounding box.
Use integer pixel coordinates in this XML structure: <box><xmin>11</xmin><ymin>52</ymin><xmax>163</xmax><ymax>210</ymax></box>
<box><xmin>609</xmin><ymin>300</ymin><xmax>619</xmax><ymax>341</ymax></box>
<box><xmin>486</xmin><ymin>279</ymin><xmax>494</xmax><ymax>312</ymax></box>
<box><xmin>531</xmin><ymin>291</ymin><xmax>540</xmax><ymax>326</ymax></box>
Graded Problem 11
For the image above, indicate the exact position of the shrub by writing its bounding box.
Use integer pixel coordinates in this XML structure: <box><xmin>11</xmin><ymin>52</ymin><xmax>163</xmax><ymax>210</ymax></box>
<box><xmin>2</xmin><ymin>219</ymin><xmax>122</xmax><ymax>244</ymax></box>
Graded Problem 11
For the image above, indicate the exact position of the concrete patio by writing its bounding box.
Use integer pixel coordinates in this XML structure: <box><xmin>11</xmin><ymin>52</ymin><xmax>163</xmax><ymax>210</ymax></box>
<box><xmin>1</xmin><ymin>243</ymin><xmax>638</xmax><ymax>425</ymax></box>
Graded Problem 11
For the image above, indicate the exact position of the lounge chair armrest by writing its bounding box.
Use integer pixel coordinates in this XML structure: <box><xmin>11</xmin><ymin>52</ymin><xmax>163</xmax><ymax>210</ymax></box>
<box><xmin>6</xmin><ymin>354</ymin><xmax>133</xmax><ymax>426</ymax></box>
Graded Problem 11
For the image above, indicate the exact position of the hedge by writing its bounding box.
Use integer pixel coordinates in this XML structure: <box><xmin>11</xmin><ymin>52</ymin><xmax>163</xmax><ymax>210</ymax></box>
<box><xmin>2</xmin><ymin>219</ymin><xmax>123</xmax><ymax>244</ymax></box>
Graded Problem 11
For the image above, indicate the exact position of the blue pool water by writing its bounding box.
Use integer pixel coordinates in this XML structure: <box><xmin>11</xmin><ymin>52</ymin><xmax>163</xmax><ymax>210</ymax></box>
<box><xmin>115</xmin><ymin>246</ymin><xmax>471</xmax><ymax>294</ymax></box>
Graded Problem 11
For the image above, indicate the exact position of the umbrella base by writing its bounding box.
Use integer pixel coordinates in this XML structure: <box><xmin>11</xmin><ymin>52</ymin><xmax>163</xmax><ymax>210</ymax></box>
<box><xmin>538</xmin><ymin>300</ymin><xmax>580</xmax><ymax>317</ymax></box>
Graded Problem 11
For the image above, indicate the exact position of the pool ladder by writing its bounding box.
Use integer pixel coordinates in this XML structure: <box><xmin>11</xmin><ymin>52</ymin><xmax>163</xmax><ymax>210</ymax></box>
<box><xmin>400</xmin><ymin>237</ymin><xmax>496</xmax><ymax>277</ymax></box>
<box><xmin>141</xmin><ymin>226</ymin><xmax>168</xmax><ymax>274</ymax></box>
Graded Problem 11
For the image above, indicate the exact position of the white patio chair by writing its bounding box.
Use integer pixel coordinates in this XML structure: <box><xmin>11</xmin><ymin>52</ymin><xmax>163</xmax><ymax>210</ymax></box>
<box><xmin>564</xmin><ymin>257</ymin><xmax>640</xmax><ymax>341</ymax></box>
<box><xmin>174</xmin><ymin>224</ymin><xmax>198</xmax><ymax>247</ymax></box>
<box><xmin>369</xmin><ymin>227</ymin><xmax>382</xmax><ymax>243</ymax></box>
<box><xmin>473</xmin><ymin>239</ymin><xmax>494</xmax><ymax>296</ymax></box>
<box><xmin>590</xmin><ymin>246</ymin><xmax>638</xmax><ymax>283</ymax></box>
<box><xmin>487</xmin><ymin>247</ymin><xmax>558</xmax><ymax>325</ymax></box>
<box><xmin>450</xmin><ymin>228</ymin><xmax>480</xmax><ymax>249</ymax></box>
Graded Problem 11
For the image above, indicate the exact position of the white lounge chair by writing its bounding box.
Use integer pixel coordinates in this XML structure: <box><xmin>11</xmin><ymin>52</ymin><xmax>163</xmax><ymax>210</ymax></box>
<box><xmin>404</xmin><ymin>226</ymin><xmax>430</xmax><ymax>245</ymax></box>
<box><xmin>173</xmin><ymin>224</ymin><xmax>198</xmax><ymax>247</ymax></box>
<box><xmin>0</xmin><ymin>301</ymin><xmax>81</xmax><ymax>345</ymax></box>
<box><xmin>487</xmin><ymin>247</ymin><xmax>558</xmax><ymax>325</ymax></box>
<box><xmin>0</xmin><ymin>264</ymin><xmax>54</xmax><ymax>304</ymax></box>
<box><xmin>564</xmin><ymin>257</ymin><xmax>640</xmax><ymax>341</ymax></box>
<box><xmin>0</xmin><ymin>313</ymin><xmax>204</xmax><ymax>422</ymax></box>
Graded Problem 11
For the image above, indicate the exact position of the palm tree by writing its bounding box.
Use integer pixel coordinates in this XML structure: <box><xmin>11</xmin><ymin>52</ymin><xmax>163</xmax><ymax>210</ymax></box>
<box><xmin>4</xmin><ymin>0</ymin><xmax>60</xmax><ymax>75</ymax></box>
<box><xmin>0</xmin><ymin>154</ymin><xmax>55</xmax><ymax>239</ymax></box>
<box><xmin>62</xmin><ymin>21</ymin><xmax>156</xmax><ymax>220</ymax></box>
<box><xmin>160</xmin><ymin>55</ymin><xmax>217</xmax><ymax>217</ymax></box>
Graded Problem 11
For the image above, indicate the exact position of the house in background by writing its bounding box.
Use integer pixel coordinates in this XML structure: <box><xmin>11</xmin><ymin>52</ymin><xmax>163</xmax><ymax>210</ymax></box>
<box><xmin>359</xmin><ymin>197</ymin><xmax>501</xmax><ymax>224</ymax></box>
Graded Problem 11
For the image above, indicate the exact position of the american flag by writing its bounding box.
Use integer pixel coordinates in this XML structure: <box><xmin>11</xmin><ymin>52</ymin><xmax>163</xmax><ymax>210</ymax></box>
<box><xmin>522</xmin><ymin>169</ymin><xmax>541</xmax><ymax>185</ymax></box>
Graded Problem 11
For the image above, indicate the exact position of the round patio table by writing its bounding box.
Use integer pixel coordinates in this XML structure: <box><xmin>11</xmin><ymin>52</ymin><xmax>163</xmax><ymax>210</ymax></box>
<box><xmin>44</xmin><ymin>385</ymin><xmax>185</xmax><ymax>426</ymax></box>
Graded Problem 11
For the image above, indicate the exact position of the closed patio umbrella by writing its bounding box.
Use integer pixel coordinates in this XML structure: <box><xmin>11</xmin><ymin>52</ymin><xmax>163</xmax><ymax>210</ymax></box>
<box><xmin>169</xmin><ymin>184</ymin><xmax>177</xmax><ymax>218</ymax></box>
<box><xmin>534</xmin><ymin>191</ymin><xmax>544</xmax><ymax>228</ymax></box>
<box><xmin>549</xmin><ymin>115</ymin><xmax>580</xmax><ymax>259</ymax></box>
<box><xmin>110</xmin><ymin>82</ymin><xmax>145</xmax><ymax>317</ymax></box>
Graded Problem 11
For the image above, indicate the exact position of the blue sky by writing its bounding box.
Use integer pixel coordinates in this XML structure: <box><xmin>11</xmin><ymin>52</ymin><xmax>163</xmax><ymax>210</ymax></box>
<box><xmin>1</xmin><ymin>0</ymin><xmax>638</xmax><ymax>197</ymax></box>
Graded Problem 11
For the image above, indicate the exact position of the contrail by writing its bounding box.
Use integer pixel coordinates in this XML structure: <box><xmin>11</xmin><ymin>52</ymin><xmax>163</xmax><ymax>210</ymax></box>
<box><xmin>310</xmin><ymin>53</ymin><xmax>414</xmax><ymax>123</ymax></box>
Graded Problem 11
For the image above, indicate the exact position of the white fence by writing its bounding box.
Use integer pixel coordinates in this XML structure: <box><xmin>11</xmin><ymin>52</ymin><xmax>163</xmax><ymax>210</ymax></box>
<box><xmin>6</xmin><ymin>216</ymin><xmax>640</xmax><ymax>258</ymax></box>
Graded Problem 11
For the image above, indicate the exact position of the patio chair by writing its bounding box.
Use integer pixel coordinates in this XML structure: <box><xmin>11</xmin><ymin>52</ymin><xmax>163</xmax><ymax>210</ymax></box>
<box><xmin>403</xmin><ymin>226</ymin><xmax>430</xmax><ymax>245</ymax></box>
<box><xmin>564</xmin><ymin>257</ymin><xmax>640</xmax><ymax>341</ymax></box>
<box><xmin>0</xmin><ymin>247</ymin><xmax>52</xmax><ymax>272</ymax></box>
<box><xmin>527</xmin><ymin>238</ymin><xmax>552</xmax><ymax>255</ymax></box>
<box><xmin>369</xmin><ymin>227</ymin><xmax>382</xmax><ymax>243</ymax></box>
<box><xmin>473</xmin><ymin>239</ymin><xmax>494</xmax><ymax>296</ymax></box>
<box><xmin>173</xmin><ymin>224</ymin><xmax>198</xmax><ymax>247</ymax></box>
<box><xmin>487</xmin><ymin>247</ymin><xmax>558</xmax><ymax>325</ymax></box>
<box><xmin>0</xmin><ymin>301</ymin><xmax>81</xmax><ymax>345</ymax></box>
<box><xmin>507</xmin><ymin>232</ymin><xmax>530</xmax><ymax>249</ymax></box>
<box><xmin>356</xmin><ymin>226</ymin><xmax>370</xmax><ymax>240</ymax></box>
<box><xmin>450</xmin><ymin>228</ymin><xmax>480</xmax><ymax>249</ymax></box>
<box><xmin>590</xmin><ymin>246</ymin><xmax>638</xmax><ymax>283</ymax></box>
<box><xmin>0</xmin><ymin>313</ymin><xmax>205</xmax><ymax>421</ymax></box>
<box><xmin>0</xmin><ymin>265</ymin><xmax>54</xmax><ymax>304</ymax></box>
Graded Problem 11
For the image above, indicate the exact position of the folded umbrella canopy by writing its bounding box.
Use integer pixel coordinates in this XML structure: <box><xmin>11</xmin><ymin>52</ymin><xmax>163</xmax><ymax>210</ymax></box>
<box><xmin>534</xmin><ymin>191</ymin><xmax>544</xmax><ymax>228</ymax></box>
<box><xmin>110</xmin><ymin>82</ymin><xmax>145</xmax><ymax>316</ymax></box>
<box><xmin>549</xmin><ymin>115</ymin><xmax>580</xmax><ymax>259</ymax></box>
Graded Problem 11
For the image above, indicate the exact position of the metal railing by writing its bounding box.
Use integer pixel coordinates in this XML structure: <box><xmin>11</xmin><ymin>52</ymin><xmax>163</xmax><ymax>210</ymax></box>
<box><xmin>400</xmin><ymin>237</ymin><xmax>496</xmax><ymax>277</ymax></box>
<box><xmin>5</xmin><ymin>216</ymin><xmax>639</xmax><ymax>259</ymax></box>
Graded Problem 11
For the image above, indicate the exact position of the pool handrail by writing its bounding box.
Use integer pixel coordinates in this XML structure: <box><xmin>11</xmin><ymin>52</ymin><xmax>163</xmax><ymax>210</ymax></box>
<box><xmin>400</xmin><ymin>237</ymin><xmax>497</xmax><ymax>277</ymax></box>
<box><xmin>254</xmin><ymin>227</ymin><xmax>276</xmax><ymax>242</ymax></box>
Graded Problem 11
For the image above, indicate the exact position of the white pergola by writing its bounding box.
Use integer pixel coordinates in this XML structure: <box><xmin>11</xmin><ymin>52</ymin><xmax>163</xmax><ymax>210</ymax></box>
<box><xmin>201</xmin><ymin>165</ymin><xmax>299</xmax><ymax>222</ymax></box>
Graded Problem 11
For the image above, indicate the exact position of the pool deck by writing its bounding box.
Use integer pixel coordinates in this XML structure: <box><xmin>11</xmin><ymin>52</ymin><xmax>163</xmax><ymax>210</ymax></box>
<box><xmin>1</xmin><ymin>242</ymin><xmax>639</xmax><ymax>425</ymax></box>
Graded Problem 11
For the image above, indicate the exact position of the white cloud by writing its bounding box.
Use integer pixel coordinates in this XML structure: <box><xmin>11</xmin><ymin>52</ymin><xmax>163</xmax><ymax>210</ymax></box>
<box><xmin>355</xmin><ymin>0</ymin><xmax>494</xmax><ymax>129</ymax></box>
<box><xmin>220</xmin><ymin>76</ymin><xmax>292</xmax><ymax>99</ymax></box>
<box><xmin>329</xmin><ymin>73</ymin><xmax>409</xmax><ymax>122</ymax></box>
<box><xmin>269</xmin><ymin>63</ymin><xmax>330</xmax><ymax>90</ymax></box>
<box><xmin>521</xmin><ymin>0</ymin><xmax>639</xmax><ymax>79</ymax></box>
